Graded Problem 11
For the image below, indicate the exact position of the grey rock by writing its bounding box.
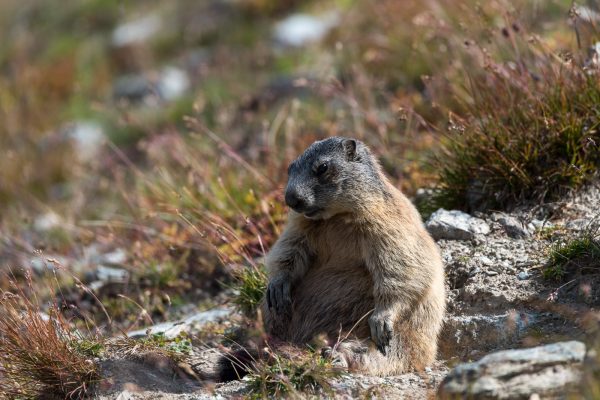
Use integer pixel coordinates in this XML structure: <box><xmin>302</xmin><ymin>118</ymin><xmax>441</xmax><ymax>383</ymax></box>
<box><xmin>114</xmin><ymin>67</ymin><xmax>189</xmax><ymax>104</ymax></box>
<box><xmin>565</xmin><ymin>218</ymin><xmax>596</xmax><ymax>231</ymax></box>
<box><xmin>530</xmin><ymin>219</ymin><xmax>554</xmax><ymax>231</ymax></box>
<box><xmin>493</xmin><ymin>213</ymin><xmax>530</xmax><ymax>238</ymax></box>
<box><xmin>96</xmin><ymin>265</ymin><xmax>129</xmax><ymax>283</ymax></box>
<box><xmin>113</xmin><ymin>74</ymin><xmax>155</xmax><ymax>103</ymax></box>
<box><xmin>517</xmin><ymin>271</ymin><xmax>530</xmax><ymax>281</ymax></box>
<box><xmin>439</xmin><ymin>312</ymin><xmax>537</xmax><ymax>361</ymax></box>
<box><xmin>426</xmin><ymin>209</ymin><xmax>491</xmax><ymax>240</ymax></box>
<box><xmin>479</xmin><ymin>256</ymin><xmax>494</xmax><ymax>266</ymax></box>
<box><xmin>127</xmin><ymin>308</ymin><xmax>232</xmax><ymax>339</ymax></box>
<box><xmin>438</xmin><ymin>341</ymin><xmax>585</xmax><ymax>399</ymax></box>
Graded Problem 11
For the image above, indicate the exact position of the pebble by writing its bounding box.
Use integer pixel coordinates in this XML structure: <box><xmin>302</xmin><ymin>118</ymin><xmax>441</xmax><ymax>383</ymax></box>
<box><xmin>517</xmin><ymin>271</ymin><xmax>530</xmax><ymax>280</ymax></box>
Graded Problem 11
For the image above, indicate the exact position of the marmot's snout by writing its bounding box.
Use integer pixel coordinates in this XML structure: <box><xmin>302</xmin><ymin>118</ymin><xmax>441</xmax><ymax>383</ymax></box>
<box><xmin>285</xmin><ymin>187</ymin><xmax>306</xmax><ymax>211</ymax></box>
<box><xmin>285</xmin><ymin>183</ymin><xmax>321</xmax><ymax>217</ymax></box>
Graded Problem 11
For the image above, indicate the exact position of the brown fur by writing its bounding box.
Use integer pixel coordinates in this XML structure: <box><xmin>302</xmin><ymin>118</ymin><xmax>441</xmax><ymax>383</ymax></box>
<box><xmin>262</xmin><ymin>138</ymin><xmax>445</xmax><ymax>376</ymax></box>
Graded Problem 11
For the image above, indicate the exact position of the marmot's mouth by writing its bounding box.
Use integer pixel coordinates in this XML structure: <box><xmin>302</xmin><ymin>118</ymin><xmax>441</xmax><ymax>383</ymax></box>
<box><xmin>304</xmin><ymin>208</ymin><xmax>322</xmax><ymax>218</ymax></box>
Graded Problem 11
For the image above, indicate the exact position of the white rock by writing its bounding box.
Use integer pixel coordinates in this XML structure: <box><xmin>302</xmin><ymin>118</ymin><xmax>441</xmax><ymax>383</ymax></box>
<box><xmin>65</xmin><ymin>121</ymin><xmax>105</xmax><ymax>161</ymax></box>
<box><xmin>112</xmin><ymin>14</ymin><xmax>162</xmax><ymax>47</ymax></box>
<box><xmin>100</xmin><ymin>248</ymin><xmax>128</xmax><ymax>266</ymax></box>
<box><xmin>426</xmin><ymin>209</ymin><xmax>491</xmax><ymax>240</ymax></box>
<box><xmin>273</xmin><ymin>12</ymin><xmax>339</xmax><ymax>47</ymax></box>
<box><xmin>33</xmin><ymin>212</ymin><xmax>61</xmax><ymax>232</ymax></box>
<box><xmin>157</xmin><ymin>67</ymin><xmax>190</xmax><ymax>101</ymax></box>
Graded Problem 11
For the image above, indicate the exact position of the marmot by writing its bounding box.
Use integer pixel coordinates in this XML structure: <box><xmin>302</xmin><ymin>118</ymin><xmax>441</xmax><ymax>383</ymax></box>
<box><xmin>262</xmin><ymin>137</ymin><xmax>445</xmax><ymax>376</ymax></box>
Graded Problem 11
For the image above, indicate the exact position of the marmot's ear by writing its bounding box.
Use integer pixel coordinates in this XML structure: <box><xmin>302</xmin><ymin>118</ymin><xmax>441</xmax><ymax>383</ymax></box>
<box><xmin>342</xmin><ymin>138</ymin><xmax>357</xmax><ymax>161</ymax></box>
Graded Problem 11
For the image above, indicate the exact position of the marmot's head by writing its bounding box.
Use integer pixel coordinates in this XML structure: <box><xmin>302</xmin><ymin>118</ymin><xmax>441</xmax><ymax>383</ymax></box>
<box><xmin>285</xmin><ymin>137</ymin><xmax>383</xmax><ymax>220</ymax></box>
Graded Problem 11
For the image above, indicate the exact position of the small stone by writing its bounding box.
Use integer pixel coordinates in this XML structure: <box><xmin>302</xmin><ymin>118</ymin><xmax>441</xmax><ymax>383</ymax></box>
<box><xmin>113</xmin><ymin>74</ymin><xmax>154</xmax><ymax>103</ymax></box>
<box><xmin>485</xmin><ymin>270</ymin><xmax>499</xmax><ymax>276</ymax></box>
<box><xmin>517</xmin><ymin>271</ymin><xmax>530</xmax><ymax>280</ymax></box>
<box><xmin>479</xmin><ymin>256</ymin><xmax>493</xmax><ymax>266</ymax></box>
<box><xmin>530</xmin><ymin>219</ymin><xmax>554</xmax><ymax>231</ymax></box>
<box><xmin>157</xmin><ymin>66</ymin><xmax>190</xmax><ymax>101</ymax></box>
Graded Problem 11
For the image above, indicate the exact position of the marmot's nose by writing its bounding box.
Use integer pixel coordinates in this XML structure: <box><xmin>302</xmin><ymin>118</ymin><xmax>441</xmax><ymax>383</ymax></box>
<box><xmin>285</xmin><ymin>189</ymin><xmax>305</xmax><ymax>211</ymax></box>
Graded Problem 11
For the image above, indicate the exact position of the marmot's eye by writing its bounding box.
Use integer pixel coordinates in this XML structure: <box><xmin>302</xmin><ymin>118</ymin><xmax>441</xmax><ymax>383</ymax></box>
<box><xmin>315</xmin><ymin>163</ymin><xmax>328</xmax><ymax>176</ymax></box>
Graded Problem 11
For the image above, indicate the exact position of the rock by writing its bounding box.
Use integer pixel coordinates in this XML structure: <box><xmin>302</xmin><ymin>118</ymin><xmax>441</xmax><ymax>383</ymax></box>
<box><xmin>113</xmin><ymin>67</ymin><xmax>189</xmax><ymax>104</ymax></box>
<box><xmin>273</xmin><ymin>13</ymin><xmax>339</xmax><ymax>47</ymax></box>
<box><xmin>529</xmin><ymin>219</ymin><xmax>554</xmax><ymax>231</ymax></box>
<box><xmin>438</xmin><ymin>341</ymin><xmax>586</xmax><ymax>399</ymax></box>
<box><xmin>96</xmin><ymin>265</ymin><xmax>130</xmax><ymax>283</ymax></box>
<box><xmin>439</xmin><ymin>312</ymin><xmax>537</xmax><ymax>360</ymax></box>
<box><xmin>157</xmin><ymin>67</ymin><xmax>190</xmax><ymax>101</ymax></box>
<box><xmin>479</xmin><ymin>256</ymin><xmax>494</xmax><ymax>266</ymax></box>
<box><xmin>565</xmin><ymin>218</ymin><xmax>593</xmax><ymax>231</ymax></box>
<box><xmin>492</xmin><ymin>213</ymin><xmax>530</xmax><ymax>238</ymax></box>
<box><xmin>112</xmin><ymin>14</ymin><xmax>162</xmax><ymax>47</ymax></box>
<box><xmin>33</xmin><ymin>212</ymin><xmax>61</xmax><ymax>232</ymax></box>
<box><xmin>100</xmin><ymin>248</ymin><xmax>128</xmax><ymax>266</ymax></box>
<box><xmin>426</xmin><ymin>209</ymin><xmax>491</xmax><ymax>240</ymax></box>
<box><xmin>64</xmin><ymin>121</ymin><xmax>106</xmax><ymax>161</ymax></box>
<box><xmin>127</xmin><ymin>308</ymin><xmax>232</xmax><ymax>339</ymax></box>
<box><xmin>517</xmin><ymin>271</ymin><xmax>530</xmax><ymax>280</ymax></box>
<box><xmin>113</xmin><ymin>74</ymin><xmax>155</xmax><ymax>103</ymax></box>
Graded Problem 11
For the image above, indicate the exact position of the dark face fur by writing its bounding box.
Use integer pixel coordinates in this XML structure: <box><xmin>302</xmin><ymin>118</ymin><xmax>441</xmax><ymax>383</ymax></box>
<box><xmin>285</xmin><ymin>137</ymin><xmax>378</xmax><ymax>220</ymax></box>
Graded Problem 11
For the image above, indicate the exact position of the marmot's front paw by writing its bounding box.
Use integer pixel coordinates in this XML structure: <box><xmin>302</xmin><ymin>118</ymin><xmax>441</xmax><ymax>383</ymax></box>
<box><xmin>369</xmin><ymin>309</ymin><xmax>393</xmax><ymax>355</ymax></box>
<box><xmin>266</xmin><ymin>274</ymin><xmax>292</xmax><ymax>316</ymax></box>
<box><xmin>321</xmin><ymin>346</ymin><xmax>349</xmax><ymax>368</ymax></box>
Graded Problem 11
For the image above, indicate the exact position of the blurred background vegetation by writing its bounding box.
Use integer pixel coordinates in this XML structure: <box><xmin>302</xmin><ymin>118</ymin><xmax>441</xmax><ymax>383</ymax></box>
<box><xmin>0</xmin><ymin>0</ymin><xmax>599</xmax><ymax>371</ymax></box>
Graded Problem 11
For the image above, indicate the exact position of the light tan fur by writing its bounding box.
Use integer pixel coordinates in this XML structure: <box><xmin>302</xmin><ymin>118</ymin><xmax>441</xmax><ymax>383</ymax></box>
<box><xmin>262</xmin><ymin>140</ymin><xmax>445</xmax><ymax>376</ymax></box>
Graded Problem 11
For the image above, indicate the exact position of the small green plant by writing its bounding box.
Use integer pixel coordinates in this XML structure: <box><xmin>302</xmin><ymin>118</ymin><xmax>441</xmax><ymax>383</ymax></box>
<box><xmin>73</xmin><ymin>338</ymin><xmax>106</xmax><ymax>358</ymax></box>
<box><xmin>142</xmin><ymin>332</ymin><xmax>193</xmax><ymax>355</ymax></box>
<box><xmin>232</xmin><ymin>265</ymin><xmax>268</xmax><ymax>318</ymax></box>
<box><xmin>246</xmin><ymin>349</ymin><xmax>342</xmax><ymax>398</ymax></box>
<box><xmin>544</xmin><ymin>231</ymin><xmax>600</xmax><ymax>281</ymax></box>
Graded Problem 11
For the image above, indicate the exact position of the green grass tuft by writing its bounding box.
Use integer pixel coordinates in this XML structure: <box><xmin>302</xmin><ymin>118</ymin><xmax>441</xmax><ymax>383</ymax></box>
<box><xmin>232</xmin><ymin>265</ymin><xmax>268</xmax><ymax>318</ymax></box>
<box><xmin>247</xmin><ymin>349</ymin><xmax>342</xmax><ymax>399</ymax></box>
<box><xmin>544</xmin><ymin>231</ymin><xmax>600</xmax><ymax>281</ymax></box>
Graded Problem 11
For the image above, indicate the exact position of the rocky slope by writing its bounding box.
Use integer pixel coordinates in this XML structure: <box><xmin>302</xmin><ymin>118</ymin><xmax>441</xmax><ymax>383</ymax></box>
<box><xmin>94</xmin><ymin>183</ymin><xmax>600</xmax><ymax>399</ymax></box>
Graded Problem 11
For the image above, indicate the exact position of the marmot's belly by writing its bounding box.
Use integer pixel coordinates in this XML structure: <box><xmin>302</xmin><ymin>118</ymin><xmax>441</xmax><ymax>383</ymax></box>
<box><xmin>288</xmin><ymin>264</ymin><xmax>374</xmax><ymax>343</ymax></box>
